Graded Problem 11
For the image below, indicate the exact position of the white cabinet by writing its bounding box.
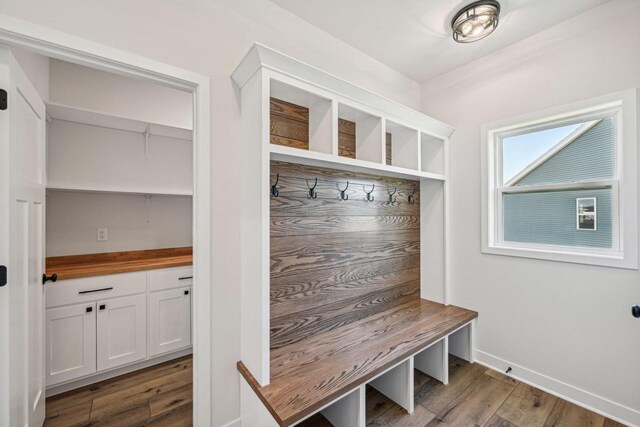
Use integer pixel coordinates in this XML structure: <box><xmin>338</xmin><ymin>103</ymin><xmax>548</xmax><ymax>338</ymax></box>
<box><xmin>46</xmin><ymin>303</ymin><xmax>96</xmax><ymax>386</ymax></box>
<box><xmin>97</xmin><ymin>294</ymin><xmax>147</xmax><ymax>371</ymax></box>
<box><xmin>149</xmin><ymin>287</ymin><xmax>192</xmax><ymax>356</ymax></box>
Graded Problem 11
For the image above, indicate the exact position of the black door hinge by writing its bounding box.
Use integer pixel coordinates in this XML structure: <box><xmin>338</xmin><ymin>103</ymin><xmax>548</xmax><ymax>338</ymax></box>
<box><xmin>0</xmin><ymin>265</ymin><xmax>7</xmax><ymax>287</ymax></box>
<box><xmin>0</xmin><ymin>89</ymin><xmax>7</xmax><ymax>111</ymax></box>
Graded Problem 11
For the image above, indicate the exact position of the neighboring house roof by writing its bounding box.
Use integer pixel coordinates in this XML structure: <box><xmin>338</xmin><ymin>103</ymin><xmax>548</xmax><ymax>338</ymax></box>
<box><xmin>505</xmin><ymin>119</ymin><xmax>602</xmax><ymax>186</ymax></box>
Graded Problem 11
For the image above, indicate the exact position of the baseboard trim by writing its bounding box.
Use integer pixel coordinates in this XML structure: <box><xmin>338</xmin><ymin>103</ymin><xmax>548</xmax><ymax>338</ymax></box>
<box><xmin>475</xmin><ymin>350</ymin><xmax>640</xmax><ymax>427</ymax></box>
<box><xmin>221</xmin><ymin>417</ymin><xmax>241</xmax><ymax>427</ymax></box>
<box><xmin>47</xmin><ymin>347</ymin><xmax>193</xmax><ymax>397</ymax></box>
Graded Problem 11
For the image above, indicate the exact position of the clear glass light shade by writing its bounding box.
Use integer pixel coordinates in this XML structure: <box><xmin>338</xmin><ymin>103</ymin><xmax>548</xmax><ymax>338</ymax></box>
<box><xmin>452</xmin><ymin>1</ymin><xmax>500</xmax><ymax>43</ymax></box>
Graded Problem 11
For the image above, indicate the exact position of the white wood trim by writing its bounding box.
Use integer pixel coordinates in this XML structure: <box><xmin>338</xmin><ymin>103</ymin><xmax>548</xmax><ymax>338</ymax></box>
<box><xmin>481</xmin><ymin>89</ymin><xmax>638</xmax><ymax>270</ymax></box>
<box><xmin>0</xmin><ymin>15</ymin><xmax>213</xmax><ymax>426</ymax></box>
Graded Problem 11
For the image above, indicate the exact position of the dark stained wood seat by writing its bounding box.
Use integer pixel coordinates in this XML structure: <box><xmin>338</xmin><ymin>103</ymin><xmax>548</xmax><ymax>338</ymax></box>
<box><xmin>238</xmin><ymin>298</ymin><xmax>478</xmax><ymax>427</ymax></box>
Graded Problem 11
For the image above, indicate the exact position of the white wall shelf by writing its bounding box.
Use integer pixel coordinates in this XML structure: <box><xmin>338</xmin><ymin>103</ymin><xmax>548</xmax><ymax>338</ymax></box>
<box><xmin>46</xmin><ymin>185</ymin><xmax>193</xmax><ymax>197</ymax></box>
<box><xmin>232</xmin><ymin>43</ymin><xmax>455</xmax><ymax>388</ymax></box>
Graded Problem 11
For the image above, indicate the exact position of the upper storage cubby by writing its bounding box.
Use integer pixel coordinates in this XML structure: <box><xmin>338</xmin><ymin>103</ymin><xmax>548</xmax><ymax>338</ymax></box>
<box><xmin>338</xmin><ymin>103</ymin><xmax>383</xmax><ymax>164</ymax></box>
<box><xmin>385</xmin><ymin>119</ymin><xmax>419</xmax><ymax>170</ymax></box>
<box><xmin>420</xmin><ymin>132</ymin><xmax>446</xmax><ymax>176</ymax></box>
<box><xmin>270</xmin><ymin>79</ymin><xmax>333</xmax><ymax>155</ymax></box>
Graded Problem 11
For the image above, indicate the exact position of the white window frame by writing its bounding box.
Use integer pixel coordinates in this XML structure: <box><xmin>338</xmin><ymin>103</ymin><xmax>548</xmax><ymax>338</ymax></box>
<box><xmin>481</xmin><ymin>89</ymin><xmax>638</xmax><ymax>269</ymax></box>
<box><xmin>576</xmin><ymin>197</ymin><xmax>597</xmax><ymax>231</ymax></box>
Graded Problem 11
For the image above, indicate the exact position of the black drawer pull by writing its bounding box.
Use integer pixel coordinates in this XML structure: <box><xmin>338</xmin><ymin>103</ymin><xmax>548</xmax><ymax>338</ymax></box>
<box><xmin>179</xmin><ymin>276</ymin><xmax>193</xmax><ymax>280</ymax></box>
<box><xmin>86</xmin><ymin>307</ymin><xmax>93</xmax><ymax>313</ymax></box>
<box><xmin>184</xmin><ymin>290</ymin><xmax>189</xmax><ymax>295</ymax></box>
<box><xmin>78</xmin><ymin>287</ymin><xmax>114</xmax><ymax>295</ymax></box>
<box><xmin>99</xmin><ymin>304</ymin><xmax>106</xmax><ymax>310</ymax></box>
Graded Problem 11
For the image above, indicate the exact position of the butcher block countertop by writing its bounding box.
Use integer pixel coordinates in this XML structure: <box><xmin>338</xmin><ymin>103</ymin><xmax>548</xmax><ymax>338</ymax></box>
<box><xmin>46</xmin><ymin>247</ymin><xmax>193</xmax><ymax>280</ymax></box>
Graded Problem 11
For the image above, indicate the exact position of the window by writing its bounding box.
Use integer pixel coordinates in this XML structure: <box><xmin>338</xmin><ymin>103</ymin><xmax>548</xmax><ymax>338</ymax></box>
<box><xmin>482</xmin><ymin>90</ymin><xmax>638</xmax><ymax>269</ymax></box>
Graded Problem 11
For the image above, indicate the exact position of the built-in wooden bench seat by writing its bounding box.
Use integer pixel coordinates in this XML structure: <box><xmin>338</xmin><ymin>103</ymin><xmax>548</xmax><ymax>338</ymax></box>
<box><xmin>238</xmin><ymin>298</ymin><xmax>478</xmax><ymax>426</ymax></box>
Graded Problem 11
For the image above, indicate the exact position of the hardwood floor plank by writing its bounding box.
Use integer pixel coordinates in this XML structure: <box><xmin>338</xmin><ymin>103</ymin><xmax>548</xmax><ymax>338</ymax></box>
<box><xmin>484</xmin><ymin>368</ymin><xmax>520</xmax><ymax>387</ymax></box>
<box><xmin>368</xmin><ymin>404</ymin><xmax>436</xmax><ymax>427</ymax></box>
<box><xmin>603</xmin><ymin>419</ymin><xmax>629</xmax><ymax>427</ymax></box>
<box><xmin>416</xmin><ymin>356</ymin><xmax>487</xmax><ymax>414</ymax></box>
<box><xmin>543</xmin><ymin>400</ymin><xmax>605</xmax><ymax>427</ymax></box>
<box><xmin>44</xmin><ymin>401</ymin><xmax>92</xmax><ymax>427</ymax></box>
<box><xmin>485</xmin><ymin>414</ymin><xmax>519</xmax><ymax>427</ymax></box>
<box><xmin>90</xmin><ymin>369</ymin><xmax>192</xmax><ymax>419</ymax></box>
<box><xmin>88</xmin><ymin>400</ymin><xmax>151</xmax><ymax>426</ymax></box>
<box><xmin>296</xmin><ymin>412</ymin><xmax>334</xmax><ymax>427</ymax></box>
<box><xmin>46</xmin><ymin>357</ymin><xmax>192</xmax><ymax>413</ymax></box>
<box><xmin>366</xmin><ymin>385</ymin><xmax>397</xmax><ymax>422</ymax></box>
<box><xmin>496</xmin><ymin>383</ymin><xmax>558</xmax><ymax>427</ymax></box>
<box><xmin>149</xmin><ymin>383</ymin><xmax>192</xmax><ymax>417</ymax></box>
<box><xmin>425</xmin><ymin>376</ymin><xmax>514</xmax><ymax>426</ymax></box>
<box><xmin>144</xmin><ymin>401</ymin><xmax>193</xmax><ymax>427</ymax></box>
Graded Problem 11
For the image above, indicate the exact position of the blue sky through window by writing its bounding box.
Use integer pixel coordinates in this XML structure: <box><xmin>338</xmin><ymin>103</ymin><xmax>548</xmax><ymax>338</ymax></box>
<box><xmin>502</xmin><ymin>123</ymin><xmax>583</xmax><ymax>184</ymax></box>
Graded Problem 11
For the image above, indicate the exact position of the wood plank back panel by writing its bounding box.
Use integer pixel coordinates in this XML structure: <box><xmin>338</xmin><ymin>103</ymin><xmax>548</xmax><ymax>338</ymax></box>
<box><xmin>270</xmin><ymin>161</ymin><xmax>420</xmax><ymax>349</ymax></box>
<box><xmin>270</xmin><ymin>98</ymin><xmax>309</xmax><ymax>150</ymax></box>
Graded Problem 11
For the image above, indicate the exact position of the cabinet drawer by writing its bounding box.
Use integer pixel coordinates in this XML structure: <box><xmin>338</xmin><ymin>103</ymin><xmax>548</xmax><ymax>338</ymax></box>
<box><xmin>46</xmin><ymin>271</ymin><xmax>147</xmax><ymax>308</ymax></box>
<box><xmin>149</xmin><ymin>266</ymin><xmax>193</xmax><ymax>291</ymax></box>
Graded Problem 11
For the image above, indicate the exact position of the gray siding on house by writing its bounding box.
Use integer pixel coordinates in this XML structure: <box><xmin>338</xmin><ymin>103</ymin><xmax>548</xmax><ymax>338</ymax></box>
<box><xmin>515</xmin><ymin>118</ymin><xmax>614</xmax><ymax>186</ymax></box>
<box><xmin>503</xmin><ymin>188</ymin><xmax>612</xmax><ymax>248</ymax></box>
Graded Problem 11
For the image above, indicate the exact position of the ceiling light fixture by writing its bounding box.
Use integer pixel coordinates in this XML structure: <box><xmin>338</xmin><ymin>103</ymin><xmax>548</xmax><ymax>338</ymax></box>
<box><xmin>451</xmin><ymin>0</ymin><xmax>501</xmax><ymax>43</ymax></box>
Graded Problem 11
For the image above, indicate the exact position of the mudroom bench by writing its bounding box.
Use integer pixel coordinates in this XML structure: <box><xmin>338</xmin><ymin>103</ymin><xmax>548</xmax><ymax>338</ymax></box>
<box><xmin>238</xmin><ymin>299</ymin><xmax>477</xmax><ymax>426</ymax></box>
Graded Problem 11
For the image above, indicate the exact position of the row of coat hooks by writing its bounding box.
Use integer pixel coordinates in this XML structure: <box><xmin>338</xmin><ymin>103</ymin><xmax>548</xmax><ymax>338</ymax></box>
<box><xmin>270</xmin><ymin>174</ymin><xmax>417</xmax><ymax>204</ymax></box>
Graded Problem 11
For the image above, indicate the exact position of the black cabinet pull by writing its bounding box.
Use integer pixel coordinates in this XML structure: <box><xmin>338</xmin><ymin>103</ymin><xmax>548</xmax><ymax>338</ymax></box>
<box><xmin>184</xmin><ymin>290</ymin><xmax>189</xmax><ymax>295</ymax></box>
<box><xmin>179</xmin><ymin>276</ymin><xmax>193</xmax><ymax>280</ymax></box>
<box><xmin>86</xmin><ymin>307</ymin><xmax>93</xmax><ymax>313</ymax></box>
<box><xmin>78</xmin><ymin>287</ymin><xmax>113</xmax><ymax>295</ymax></box>
<box><xmin>42</xmin><ymin>273</ymin><xmax>58</xmax><ymax>285</ymax></box>
<box><xmin>632</xmin><ymin>305</ymin><xmax>640</xmax><ymax>318</ymax></box>
<box><xmin>99</xmin><ymin>304</ymin><xmax>106</xmax><ymax>310</ymax></box>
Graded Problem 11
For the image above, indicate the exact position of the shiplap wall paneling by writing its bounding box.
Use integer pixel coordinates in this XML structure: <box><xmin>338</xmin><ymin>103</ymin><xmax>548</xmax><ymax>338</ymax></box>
<box><xmin>270</xmin><ymin>160</ymin><xmax>420</xmax><ymax>349</ymax></box>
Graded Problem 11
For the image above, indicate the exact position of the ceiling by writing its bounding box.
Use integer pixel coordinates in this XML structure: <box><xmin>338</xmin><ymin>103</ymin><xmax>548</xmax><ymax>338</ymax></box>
<box><xmin>271</xmin><ymin>0</ymin><xmax>611</xmax><ymax>83</ymax></box>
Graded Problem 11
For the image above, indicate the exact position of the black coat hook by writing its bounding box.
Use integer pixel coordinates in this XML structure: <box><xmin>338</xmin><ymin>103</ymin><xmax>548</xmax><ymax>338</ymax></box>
<box><xmin>306</xmin><ymin>177</ymin><xmax>318</xmax><ymax>199</ymax></box>
<box><xmin>339</xmin><ymin>181</ymin><xmax>349</xmax><ymax>201</ymax></box>
<box><xmin>363</xmin><ymin>184</ymin><xmax>375</xmax><ymax>202</ymax></box>
<box><xmin>388</xmin><ymin>187</ymin><xmax>397</xmax><ymax>204</ymax></box>
<box><xmin>408</xmin><ymin>187</ymin><xmax>416</xmax><ymax>204</ymax></box>
<box><xmin>271</xmin><ymin>174</ymin><xmax>280</xmax><ymax>197</ymax></box>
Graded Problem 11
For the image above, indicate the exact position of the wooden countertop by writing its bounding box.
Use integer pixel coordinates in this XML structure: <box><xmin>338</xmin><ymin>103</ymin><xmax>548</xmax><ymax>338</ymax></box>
<box><xmin>46</xmin><ymin>247</ymin><xmax>192</xmax><ymax>280</ymax></box>
<box><xmin>238</xmin><ymin>298</ymin><xmax>478</xmax><ymax>426</ymax></box>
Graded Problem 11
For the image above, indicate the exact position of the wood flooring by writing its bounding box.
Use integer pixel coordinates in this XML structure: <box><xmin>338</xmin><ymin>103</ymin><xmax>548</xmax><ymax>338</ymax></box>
<box><xmin>46</xmin><ymin>354</ymin><xmax>627</xmax><ymax>427</ymax></box>
<box><xmin>44</xmin><ymin>356</ymin><xmax>192</xmax><ymax>427</ymax></box>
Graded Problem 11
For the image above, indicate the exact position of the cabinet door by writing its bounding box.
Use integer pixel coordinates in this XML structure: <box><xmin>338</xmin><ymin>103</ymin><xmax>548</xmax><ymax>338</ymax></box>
<box><xmin>46</xmin><ymin>303</ymin><xmax>96</xmax><ymax>386</ymax></box>
<box><xmin>96</xmin><ymin>294</ymin><xmax>147</xmax><ymax>371</ymax></box>
<box><xmin>149</xmin><ymin>287</ymin><xmax>191</xmax><ymax>356</ymax></box>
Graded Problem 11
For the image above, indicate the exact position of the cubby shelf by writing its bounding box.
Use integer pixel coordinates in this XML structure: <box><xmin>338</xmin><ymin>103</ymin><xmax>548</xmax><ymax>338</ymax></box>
<box><xmin>46</xmin><ymin>185</ymin><xmax>193</xmax><ymax>197</ymax></box>
<box><xmin>269</xmin><ymin>144</ymin><xmax>445</xmax><ymax>182</ymax></box>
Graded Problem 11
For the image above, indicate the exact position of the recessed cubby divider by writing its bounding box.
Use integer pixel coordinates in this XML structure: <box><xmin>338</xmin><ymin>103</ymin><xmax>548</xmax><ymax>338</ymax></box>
<box><xmin>420</xmin><ymin>132</ymin><xmax>446</xmax><ymax>175</ymax></box>
<box><xmin>449</xmin><ymin>321</ymin><xmax>475</xmax><ymax>362</ymax></box>
<box><xmin>385</xmin><ymin>119</ymin><xmax>420</xmax><ymax>170</ymax></box>
<box><xmin>338</xmin><ymin>103</ymin><xmax>383</xmax><ymax>163</ymax></box>
<box><xmin>368</xmin><ymin>358</ymin><xmax>414</xmax><ymax>414</ymax></box>
<box><xmin>319</xmin><ymin>386</ymin><xmax>366</xmax><ymax>427</ymax></box>
<box><xmin>414</xmin><ymin>338</ymin><xmax>449</xmax><ymax>385</ymax></box>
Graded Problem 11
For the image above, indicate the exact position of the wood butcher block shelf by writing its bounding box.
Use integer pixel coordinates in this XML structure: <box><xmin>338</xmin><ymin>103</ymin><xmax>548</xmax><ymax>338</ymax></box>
<box><xmin>238</xmin><ymin>298</ymin><xmax>478</xmax><ymax>426</ymax></box>
<box><xmin>46</xmin><ymin>247</ymin><xmax>192</xmax><ymax>280</ymax></box>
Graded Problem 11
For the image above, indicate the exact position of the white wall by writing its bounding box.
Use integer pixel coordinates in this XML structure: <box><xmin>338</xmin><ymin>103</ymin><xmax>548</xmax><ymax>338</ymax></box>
<box><xmin>0</xmin><ymin>2</ymin><xmax>423</xmax><ymax>425</ymax></box>
<box><xmin>49</xmin><ymin>59</ymin><xmax>193</xmax><ymax>129</ymax></box>
<box><xmin>11</xmin><ymin>47</ymin><xmax>49</xmax><ymax>101</ymax></box>
<box><xmin>421</xmin><ymin>1</ymin><xmax>640</xmax><ymax>424</ymax></box>
<box><xmin>46</xmin><ymin>191</ymin><xmax>192</xmax><ymax>256</ymax></box>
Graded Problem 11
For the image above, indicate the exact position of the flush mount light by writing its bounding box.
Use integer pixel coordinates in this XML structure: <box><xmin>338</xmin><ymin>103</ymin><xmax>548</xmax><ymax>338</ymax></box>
<box><xmin>451</xmin><ymin>0</ymin><xmax>501</xmax><ymax>43</ymax></box>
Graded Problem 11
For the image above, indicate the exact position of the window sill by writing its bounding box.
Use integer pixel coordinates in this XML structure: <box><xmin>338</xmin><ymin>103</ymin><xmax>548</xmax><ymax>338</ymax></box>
<box><xmin>482</xmin><ymin>243</ymin><xmax>636</xmax><ymax>269</ymax></box>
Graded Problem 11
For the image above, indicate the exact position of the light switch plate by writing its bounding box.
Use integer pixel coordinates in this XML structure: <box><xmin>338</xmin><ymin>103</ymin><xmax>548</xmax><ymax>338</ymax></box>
<box><xmin>97</xmin><ymin>228</ymin><xmax>108</xmax><ymax>241</ymax></box>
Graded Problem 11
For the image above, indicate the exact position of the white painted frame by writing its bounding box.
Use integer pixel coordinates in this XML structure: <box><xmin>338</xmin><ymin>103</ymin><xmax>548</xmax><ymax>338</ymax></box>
<box><xmin>481</xmin><ymin>89</ymin><xmax>638</xmax><ymax>269</ymax></box>
<box><xmin>0</xmin><ymin>15</ymin><xmax>213</xmax><ymax>425</ymax></box>
<box><xmin>576</xmin><ymin>197</ymin><xmax>597</xmax><ymax>231</ymax></box>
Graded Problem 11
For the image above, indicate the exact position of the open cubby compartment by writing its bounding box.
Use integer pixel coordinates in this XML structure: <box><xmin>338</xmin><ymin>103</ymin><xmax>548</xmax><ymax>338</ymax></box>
<box><xmin>366</xmin><ymin>358</ymin><xmax>414</xmax><ymax>417</ymax></box>
<box><xmin>420</xmin><ymin>132</ymin><xmax>446</xmax><ymax>175</ymax></box>
<box><xmin>314</xmin><ymin>385</ymin><xmax>365</xmax><ymax>427</ymax></box>
<box><xmin>270</xmin><ymin>79</ymin><xmax>334</xmax><ymax>155</ymax></box>
<box><xmin>385</xmin><ymin>119</ymin><xmax>419</xmax><ymax>170</ymax></box>
<box><xmin>413</xmin><ymin>338</ymin><xmax>449</xmax><ymax>385</ymax></box>
<box><xmin>448</xmin><ymin>321</ymin><xmax>475</xmax><ymax>363</ymax></box>
<box><xmin>337</xmin><ymin>102</ymin><xmax>383</xmax><ymax>163</ymax></box>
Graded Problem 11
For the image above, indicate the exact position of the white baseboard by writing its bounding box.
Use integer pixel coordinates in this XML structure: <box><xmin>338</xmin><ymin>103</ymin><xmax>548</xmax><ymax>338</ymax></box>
<box><xmin>221</xmin><ymin>417</ymin><xmax>241</xmax><ymax>427</ymax></box>
<box><xmin>47</xmin><ymin>347</ymin><xmax>193</xmax><ymax>396</ymax></box>
<box><xmin>475</xmin><ymin>350</ymin><xmax>640</xmax><ymax>427</ymax></box>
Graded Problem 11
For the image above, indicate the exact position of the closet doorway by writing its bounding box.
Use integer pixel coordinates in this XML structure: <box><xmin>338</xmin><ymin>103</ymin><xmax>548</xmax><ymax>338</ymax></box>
<box><xmin>0</xmin><ymin>19</ymin><xmax>212</xmax><ymax>427</ymax></box>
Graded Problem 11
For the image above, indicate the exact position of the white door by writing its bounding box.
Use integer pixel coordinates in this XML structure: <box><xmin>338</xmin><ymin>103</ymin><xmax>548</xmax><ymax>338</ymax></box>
<box><xmin>46</xmin><ymin>303</ymin><xmax>97</xmax><ymax>386</ymax></box>
<box><xmin>149</xmin><ymin>287</ymin><xmax>192</xmax><ymax>356</ymax></box>
<box><xmin>96</xmin><ymin>294</ymin><xmax>147</xmax><ymax>370</ymax></box>
<box><xmin>0</xmin><ymin>49</ymin><xmax>47</xmax><ymax>427</ymax></box>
